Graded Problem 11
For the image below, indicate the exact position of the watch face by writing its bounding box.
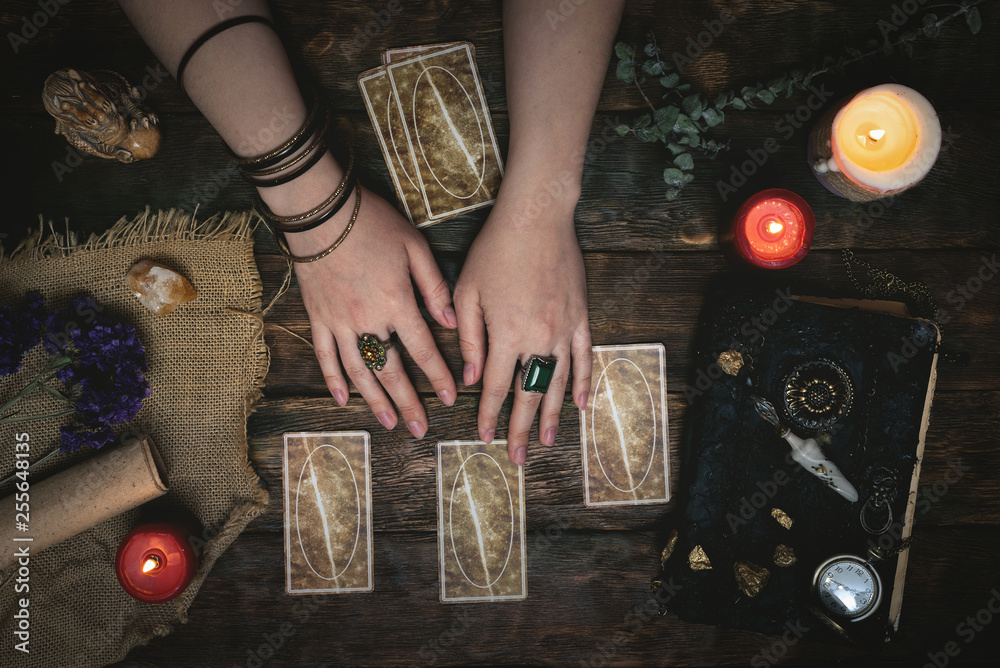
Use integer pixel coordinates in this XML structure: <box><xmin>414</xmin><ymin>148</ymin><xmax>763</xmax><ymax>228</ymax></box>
<box><xmin>814</xmin><ymin>555</ymin><xmax>883</xmax><ymax>621</ymax></box>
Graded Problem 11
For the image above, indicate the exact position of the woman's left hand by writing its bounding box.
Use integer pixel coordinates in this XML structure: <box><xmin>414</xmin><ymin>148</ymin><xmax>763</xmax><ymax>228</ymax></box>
<box><xmin>454</xmin><ymin>185</ymin><xmax>592</xmax><ymax>466</ymax></box>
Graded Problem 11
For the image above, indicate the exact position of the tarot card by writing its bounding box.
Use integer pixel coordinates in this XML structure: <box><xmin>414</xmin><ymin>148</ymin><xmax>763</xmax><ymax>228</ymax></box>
<box><xmin>382</xmin><ymin>41</ymin><xmax>467</xmax><ymax>64</ymax></box>
<box><xmin>358</xmin><ymin>66</ymin><xmax>428</xmax><ymax>225</ymax></box>
<box><xmin>436</xmin><ymin>440</ymin><xmax>526</xmax><ymax>603</ymax></box>
<box><xmin>385</xmin><ymin>42</ymin><xmax>504</xmax><ymax>223</ymax></box>
<box><xmin>579</xmin><ymin>344</ymin><xmax>670</xmax><ymax>506</ymax></box>
<box><xmin>283</xmin><ymin>432</ymin><xmax>373</xmax><ymax>594</ymax></box>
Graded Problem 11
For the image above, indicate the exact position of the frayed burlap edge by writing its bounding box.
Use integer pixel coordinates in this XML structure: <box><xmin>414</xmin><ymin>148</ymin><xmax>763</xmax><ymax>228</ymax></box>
<box><xmin>0</xmin><ymin>207</ymin><xmax>272</xmax><ymax>655</ymax></box>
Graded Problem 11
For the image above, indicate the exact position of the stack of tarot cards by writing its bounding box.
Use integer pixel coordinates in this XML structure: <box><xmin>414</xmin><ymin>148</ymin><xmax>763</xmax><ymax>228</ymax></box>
<box><xmin>358</xmin><ymin>42</ymin><xmax>505</xmax><ymax>227</ymax></box>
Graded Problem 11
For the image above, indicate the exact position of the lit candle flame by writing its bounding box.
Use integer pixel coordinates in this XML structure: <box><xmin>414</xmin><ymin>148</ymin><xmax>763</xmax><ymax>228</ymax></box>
<box><xmin>767</xmin><ymin>221</ymin><xmax>784</xmax><ymax>235</ymax></box>
<box><xmin>142</xmin><ymin>556</ymin><xmax>160</xmax><ymax>573</ymax></box>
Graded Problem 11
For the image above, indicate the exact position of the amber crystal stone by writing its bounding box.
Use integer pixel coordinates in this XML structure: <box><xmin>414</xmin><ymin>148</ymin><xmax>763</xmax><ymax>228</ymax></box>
<box><xmin>126</xmin><ymin>259</ymin><xmax>197</xmax><ymax>316</ymax></box>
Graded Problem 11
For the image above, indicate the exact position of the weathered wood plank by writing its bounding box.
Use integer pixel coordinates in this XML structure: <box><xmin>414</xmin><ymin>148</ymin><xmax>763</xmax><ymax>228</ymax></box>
<box><xmin>115</xmin><ymin>525</ymin><xmax>1000</xmax><ymax>667</ymax></box>
<box><xmin>6</xmin><ymin>110</ymin><xmax>998</xmax><ymax>251</ymax></box>
<box><xmin>245</xmin><ymin>390</ymin><xmax>1000</xmax><ymax>532</ymax></box>
<box><xmin>256</xmin><ymin>249</ymin><xmax>1000</xmax><ymax>395</ymax></box>
<box><xmin>4</xmin><ymin>0</ymin><xmax>999</xmax><ymax>115</ymax></box>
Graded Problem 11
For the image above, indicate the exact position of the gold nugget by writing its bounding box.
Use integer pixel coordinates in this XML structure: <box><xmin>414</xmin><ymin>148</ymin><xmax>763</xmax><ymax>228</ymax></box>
<box><xmin>717</xmin><ymin>350</ymin><xmax>744</xmax><ymax>376</ymax></box>
<box><xmin>689</xmin><ymin>545</ymin><xmax>712</xmax><ymax>570</ymax></box>
<box><xmin>734</xmin><ymin>561</ymin><xmax>770</xmax><ymax>597</ymax></box>
<box><xmin>771</xmin><ymin>508</ymin><xmax>793</xmax><ymax>530</ymax></box>
<box><xmin>774</xmin><ymin>544</ymin><xmax>797</xmax><ymax>567</ymax></box>
<box><xmin>661</xmin><ymin>529</ymin><xmax>679</xmax><ymax>565</ymax></box>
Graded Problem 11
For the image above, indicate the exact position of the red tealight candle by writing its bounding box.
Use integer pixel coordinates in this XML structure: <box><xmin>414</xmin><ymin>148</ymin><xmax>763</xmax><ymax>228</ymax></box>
<box><xmin>728</xmin><ymin>189</ymin><xmax>815</xmax><ymax>269</ymax></box>
<box><xmin>115</xmin><ymin>520</ymin><xmax>198</xmax><ymax>603</ymax></box>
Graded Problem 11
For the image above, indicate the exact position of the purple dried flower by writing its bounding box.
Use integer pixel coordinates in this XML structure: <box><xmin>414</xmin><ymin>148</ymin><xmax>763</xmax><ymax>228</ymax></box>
<box><xmin>59</xmin><ymin>423</ymin><xmax>116</xmax><ymax>454</ymax></box>
<box><xmin>0</xmin><ymin>292</ymin><xmax>47</xmax><ymax>376</ymax></box>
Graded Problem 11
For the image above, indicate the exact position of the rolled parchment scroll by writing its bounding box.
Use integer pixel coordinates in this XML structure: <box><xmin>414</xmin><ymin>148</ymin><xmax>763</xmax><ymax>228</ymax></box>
<box><xmin>0</xmin><ymin>435</ymin><xmax>167</xmax><ymax>570</ymax></box>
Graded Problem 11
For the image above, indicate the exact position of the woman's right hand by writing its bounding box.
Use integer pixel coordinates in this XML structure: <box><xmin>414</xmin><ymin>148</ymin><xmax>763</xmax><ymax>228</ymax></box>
<box><xmin>277</xmin><ymin>179</ymin><xmax>458</xmax><ymax>439</ymax></box>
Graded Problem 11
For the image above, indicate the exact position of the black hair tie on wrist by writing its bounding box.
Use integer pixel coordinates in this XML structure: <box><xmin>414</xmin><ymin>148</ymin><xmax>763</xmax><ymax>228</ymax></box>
<box><xmin>176</xmin><ymin>15</ymin><xmax>276</xmax><ymax>94</ymax></box>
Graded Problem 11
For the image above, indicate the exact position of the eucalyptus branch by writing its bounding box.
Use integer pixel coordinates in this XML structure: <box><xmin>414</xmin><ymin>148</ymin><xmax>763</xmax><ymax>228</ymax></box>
<box><xmin>613</xmin><ymin>0</ymin><xmax>985</xmax><ymax>201</ymax></box>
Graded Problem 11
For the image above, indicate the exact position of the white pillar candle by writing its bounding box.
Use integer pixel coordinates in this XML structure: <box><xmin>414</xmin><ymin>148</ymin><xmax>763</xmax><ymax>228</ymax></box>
<box><xmin>809</xmin><ymin>84</ymin><xmax>941</xmax><ymax>201</ymax></box>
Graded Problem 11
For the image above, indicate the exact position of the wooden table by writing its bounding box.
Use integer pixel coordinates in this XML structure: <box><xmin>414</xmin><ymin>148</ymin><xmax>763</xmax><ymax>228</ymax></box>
<box><xmin>3</xmin><ymin>1</ymin><xmax>999</xmax><ymax>665</ymax></box>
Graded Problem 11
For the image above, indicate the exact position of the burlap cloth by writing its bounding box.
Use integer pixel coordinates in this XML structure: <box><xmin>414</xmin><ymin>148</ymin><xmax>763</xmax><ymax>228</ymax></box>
<box><xmin>0</xmin><ymin>209</ymin><xmax>270</xmax><ymax>667</ymax></box>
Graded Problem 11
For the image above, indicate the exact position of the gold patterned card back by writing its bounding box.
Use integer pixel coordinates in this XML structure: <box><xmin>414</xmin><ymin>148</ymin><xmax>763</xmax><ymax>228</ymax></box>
<box><xmin>359</xmin><ymin>67</ymin><xmax>428</xmax><ymax>225</ymax></box>
<box><xmin>283</xmin><ymin>432</ymin><xmax>373</xmax><ymax>594</ymax></box>
<box><xmin>436</xmin><ymin>441</ymin><xmax>526</xmax><ymax>603</ymax></box>
<box><xmin>382</xmin><ymin>41</ymin><xmax>466</xmax><ymax>65</ymax></box>
<box><xmin>579</xmin><ymin>344</ymin><xmax>671</xmax><ymax>506</ymax></box>
<box><xmin>385</xmin><ymin>42</ymin><xmax>504</xmax><ymax>225</ymax></box>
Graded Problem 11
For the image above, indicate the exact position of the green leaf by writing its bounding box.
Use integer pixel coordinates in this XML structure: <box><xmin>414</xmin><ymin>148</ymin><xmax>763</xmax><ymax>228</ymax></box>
<box><xmin>789</xmin><ymin>69</ymin><xmax>805</xmax><ymax>82</ymax></box>
<box><xmin>644</xmin><ymin>42</ymin><xmax>659</xmax><ymax>57</ymax></box>
<box><xmin>756</xmin><ymin>89</ymin><xmax>776</xmax><ymax>105</ymax></box>
<box><xmin>659</xmin><ymin>73</ymin><xmax>680</xmax><ymax>89</ymax></box>
<box><xmin>701</xmin><ymin>107</ymin><xmax>724</xmax><ymax>127</ymax></box>
<box><xmin>682</xmin><ymin>173</ymin><xmax>695</xmax><ymax>185</ymax></box>
<box><xmin>673</xmin><ymin>153</ymin><xmax>694</xmax><ymax>170</ymax></box>
<box><xmin>922</xmin><ymin>13</ymin><xmax>940</xmax><ymax>38</ymax></box>
<box><xmin>675</xmin><ymin>83</ymin><xmax>693</xmax><ymax>95</ymax></box>
<box><xmin>615</xmin><ymin>42</ymin><xmax>634</xmax><ymax>61</ymax></box>
<box><xmin>677</xmin><ymin>134</ymin><xmax>694</xmax><ymax>146</ymax></box>
<box><xmin>665</xmin><ymin>187</ymin><xmax>681</xmax><ymax>202</ymax></box>
<box><xmin>666</xmin><ymin>142</ymin><xmax>686</xmax><ymax>156</ymax></box>
<box><xmin>634</xmin><ymin>114</ymin><xmax>651</xmax><ymax>129</ymax></box>
<box><xmin>654</xmin><ymin>105</ymin><xmax>680</xmax><ymax>130</ymax></box>
<box><xmin>966</xmin><ymin>7</ymin><xmax>982</xmax><ymax>35</ymax></box>
<box><xmin>714</xmin><ymin>91</ymin><xmax>730</xmax><ymax>109</ymax></box>
<box><xmin>616</xmin><ymin>124</ymin><xmax>630</xmax><ymax>136</ymax></box>
<box><xmin>767</xmin><ymin>77</ymin><xmax>786</xmax><ymax>94</ymax></box>
<box><xmin>681</xmin><ymin>94</ymin><xmax>705</xmax><ymax>119</ymax></box>
<box><xmin>663</xmin><ymin>167</ymin><xmax>685</xmax><ymax>186</ymax></box>
<box><xmin>616</xmin><ymin>61</ymin><xmax>635</xmax><ymax>83</ymax></box>
<box><xmin>673</xmin><ymin>113</ymin><xmax>696</xmax><ymax>133</ymax></box>
<box><xmin>643</xmin><ymin>59</ymin><xmax>664</xmax><ymax>76</ymax></box>
<box><xmin>731</xmin><ymin>97</ymin><xmax>747</xmax><ymax>111</ymax></box>
<box><xmin>741</xmin><ymin>85</ymin><xmax>758</xmax><ymax>98</ymax></box>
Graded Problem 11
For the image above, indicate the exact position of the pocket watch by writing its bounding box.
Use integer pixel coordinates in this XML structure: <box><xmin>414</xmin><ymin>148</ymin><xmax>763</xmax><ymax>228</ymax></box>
<box><xmin>812</xmin><ymin>554</ymin><xmax>883</xmax><ymax>622</ymax></box>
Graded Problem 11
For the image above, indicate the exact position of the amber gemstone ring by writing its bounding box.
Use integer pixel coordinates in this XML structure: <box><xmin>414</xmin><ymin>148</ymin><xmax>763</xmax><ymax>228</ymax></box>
<box><xmin>358</xmin><ymin>334</ymin><xmax>392</xmax><ymax>371</ymax></box>
<box><xmin>519</xmin><ymin>355</ymin><xmax>557</xmax><ymax>393</ymax></box>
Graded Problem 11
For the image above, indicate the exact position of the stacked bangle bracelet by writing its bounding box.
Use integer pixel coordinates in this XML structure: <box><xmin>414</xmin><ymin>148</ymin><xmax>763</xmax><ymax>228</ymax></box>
<box><xmin>180</xmin><ymin>16</ymin><xmax>362</xmax><ymax>263</ymax></box>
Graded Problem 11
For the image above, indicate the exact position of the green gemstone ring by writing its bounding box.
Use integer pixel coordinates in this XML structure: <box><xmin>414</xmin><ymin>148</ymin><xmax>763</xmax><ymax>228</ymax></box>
<box><xmin>520</xmin><ymin>355</ymin><xmax>557</xmax><ymax>393</ymax></box>
<box><xmin>358</xmin><ymin>334</ymin><xmax>392</xmax><ymax>371</ymax></box>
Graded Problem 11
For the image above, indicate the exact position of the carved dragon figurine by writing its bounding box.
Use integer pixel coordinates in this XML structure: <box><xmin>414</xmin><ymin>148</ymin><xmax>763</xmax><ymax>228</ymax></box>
<box><xmin>42</xmin><ymin>68</ymin><xmax>160</xmax><ymax>163</ymax></box>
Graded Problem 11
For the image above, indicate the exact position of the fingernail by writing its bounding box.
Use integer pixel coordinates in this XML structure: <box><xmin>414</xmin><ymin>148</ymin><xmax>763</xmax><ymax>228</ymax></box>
<box><xmin>483</xmin><ymin>428</ymin><xmax>495</xmax><ymax>443</ymax></box>
<box><xmin>577</xmin><ymin>392</ymin><xmax>588</xmax><ymax>410</ymax></box>
<box><xmin>444</xmin><ymin>305</ymin><xmax>457</xmax><ymax>329</ymax></box>
<box><xmin>515</xmin><ymin>446</ymin><xmax>527</xmax><ymax>466</ymax></box>
<box><xmin>463</xmin><ymin>362</ymin><xmax>475</xmax><ymax>386</ymax></box>
<box><xmin>437</xmin><ymin>388</ymin><xmax>454</xmax><ymax>406</ymax></box>
<box><xmin>407</xmin><ymin>420</ymin><xmax>426</xmax><ymax>439</ymax></box>
<box><xmin>333</xmin><ymin>389</ymin><xmax>347</xmax><ymax>406</ymax></box>
<box><xmin>544</xmin><ymin>427</ymin><xmax>556</xmax><ymax>446</ymax></box>
<box><xmin>377</xmin><ymin>412</ymin><xmax>396</xmax><ymax>430</ymax></box>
